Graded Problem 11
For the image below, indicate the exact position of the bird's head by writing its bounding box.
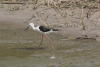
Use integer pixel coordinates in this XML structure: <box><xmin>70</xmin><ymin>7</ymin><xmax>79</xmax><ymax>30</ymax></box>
<box><xmin>24</xmin><ymin>23</ymin><xmax>34</xmax><ymax>31</ymax></box>
<box><xmin>29</xmin><ymin>23</ymin><xmax>34</xmax><ymax>26</ymax></box>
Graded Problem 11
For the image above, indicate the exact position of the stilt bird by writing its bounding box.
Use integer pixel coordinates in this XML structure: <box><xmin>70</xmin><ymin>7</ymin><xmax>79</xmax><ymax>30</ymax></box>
<box><xmin>24</xmin><ymin>23</ymin><xmax>59</xmax><ymax>50</ymax></box>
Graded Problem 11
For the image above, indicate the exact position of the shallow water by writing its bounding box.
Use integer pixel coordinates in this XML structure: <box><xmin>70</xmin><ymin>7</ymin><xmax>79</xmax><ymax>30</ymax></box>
<box><xmin>0</xmin><ymin>22</ymin><xmax>100</xmax><ymax>67</ymax></box>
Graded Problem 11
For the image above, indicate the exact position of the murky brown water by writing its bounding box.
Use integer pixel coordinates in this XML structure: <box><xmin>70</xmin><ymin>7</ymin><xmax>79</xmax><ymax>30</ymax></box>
<box><xmin>0</xmin><ymin>22</ymin><xmax>100</xmax><ymax>67</ymax></box>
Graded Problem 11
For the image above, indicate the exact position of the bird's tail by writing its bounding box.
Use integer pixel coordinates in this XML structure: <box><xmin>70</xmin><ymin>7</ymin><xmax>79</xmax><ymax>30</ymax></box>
<box><xmin>52</xmin><ymin>29</ymin><xmax>60</xmax><ymax>31</ymax></box>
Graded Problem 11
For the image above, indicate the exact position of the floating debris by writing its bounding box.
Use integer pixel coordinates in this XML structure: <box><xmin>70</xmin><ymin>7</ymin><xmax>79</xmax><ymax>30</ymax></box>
<box><xmin>50</xmin><ymin>56</ymin><xmax>56</xmax><ymax>59</ymax></box>
<box><xmin>75</xmin><ymin>37</ymin><xmax>96</xmax><ymax>40</ymax></box>
<box><xmin>61</xmin><ymin>37</ymin><xmax>96</xmax><ymax>41</ymax></box>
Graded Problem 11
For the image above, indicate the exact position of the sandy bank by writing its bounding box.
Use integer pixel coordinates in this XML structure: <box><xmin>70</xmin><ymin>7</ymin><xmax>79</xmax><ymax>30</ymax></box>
<box><xmin>0</xmin><ymin>4</ymin><xmax>100</xmax><ymax>40</ymax></box>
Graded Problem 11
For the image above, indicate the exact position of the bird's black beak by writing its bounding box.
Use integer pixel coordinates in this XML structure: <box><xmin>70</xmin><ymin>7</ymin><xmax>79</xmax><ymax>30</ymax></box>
<box><xmin>24</xmin><ymin>26</ymin><xmax>29</xmax><ymax>31</ymax></box>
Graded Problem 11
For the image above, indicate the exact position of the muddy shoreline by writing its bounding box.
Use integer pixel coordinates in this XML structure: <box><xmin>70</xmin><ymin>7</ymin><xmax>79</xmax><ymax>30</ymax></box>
<box><xmin>0</xmin><ymin>4</ymin><xmax>100</xmax><ymax>41</ymax></box>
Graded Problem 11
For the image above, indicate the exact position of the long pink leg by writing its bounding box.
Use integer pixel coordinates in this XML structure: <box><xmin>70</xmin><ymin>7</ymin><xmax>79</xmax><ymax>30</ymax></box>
<box><xmin>45</xmin><ymin>34</ymin><xmax>54</xmax><ymax>51</ymax></box>
<box><xmin>38</xmin><ymin>34</ymin><xmax>43</xmax><ymax>49</ymax></box>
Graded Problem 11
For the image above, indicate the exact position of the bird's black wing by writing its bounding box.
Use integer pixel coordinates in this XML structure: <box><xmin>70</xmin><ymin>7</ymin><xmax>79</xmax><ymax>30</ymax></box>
<box><xmin>39</xmin><ymin>26</ymin><xmax>51</xmax><ymax>32</ymax></box>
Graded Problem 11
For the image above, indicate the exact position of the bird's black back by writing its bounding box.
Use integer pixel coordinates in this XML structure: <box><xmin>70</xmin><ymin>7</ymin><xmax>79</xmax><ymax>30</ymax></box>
<box><xmin>39</xmin><ymin>26</ymin><xmax>59</xmax><ymax>32</ymax></box>
<box><xmin>39</xmin><ymin>26</ymin><xmax>51</xmax><ymax>32</ymax></box>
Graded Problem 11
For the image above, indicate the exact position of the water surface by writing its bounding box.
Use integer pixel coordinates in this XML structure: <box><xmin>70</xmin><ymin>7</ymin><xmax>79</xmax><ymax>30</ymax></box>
<box><xmin>0</xmin><ymin>22</ymin><xmax>100</xmax><ymax>67</ymax></box>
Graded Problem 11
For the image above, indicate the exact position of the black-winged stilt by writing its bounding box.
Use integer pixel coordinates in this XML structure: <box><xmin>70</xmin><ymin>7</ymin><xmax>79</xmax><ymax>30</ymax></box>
<box><xmin>24</xmin><ymin>23</ymin><xmax>59</xmax><ymax>50</ymax></box>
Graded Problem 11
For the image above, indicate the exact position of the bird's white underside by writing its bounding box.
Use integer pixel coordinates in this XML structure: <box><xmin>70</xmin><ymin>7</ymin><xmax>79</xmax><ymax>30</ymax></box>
<box><xmin>29</xmin><ymin>23</ymin><xmax>54</xmax><ymax>34</ymax></box>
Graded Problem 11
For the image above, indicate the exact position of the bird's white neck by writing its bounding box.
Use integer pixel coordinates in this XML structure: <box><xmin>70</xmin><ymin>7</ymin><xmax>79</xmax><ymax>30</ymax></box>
<box><xmin>30</xmin><ymin>24</ymin><xmax>36</xmax><ymax>30</ymax></box>
<box><xmin>29</xmin><ymin>24</ymin><xmax>40</xmax><ymax>31</ymax></box>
